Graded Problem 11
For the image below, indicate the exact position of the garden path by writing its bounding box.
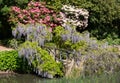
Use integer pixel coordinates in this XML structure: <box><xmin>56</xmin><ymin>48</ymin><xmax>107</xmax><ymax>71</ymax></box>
<box><xmin>0</xmin><ymin>45</ymin><xmax>13</xmax><ymax>51</ymax></box>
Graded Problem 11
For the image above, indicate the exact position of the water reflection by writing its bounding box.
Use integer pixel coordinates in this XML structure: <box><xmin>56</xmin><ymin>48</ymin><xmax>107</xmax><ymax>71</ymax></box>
<box><xmin>0</xmin><ymin>74</ymin><xmax>46</xmax><ymax>83</ymax></box>
<box><xmin>0</xmin><ymin>72</ymin><xmax>120</xmax><ymax>83</ymax></box>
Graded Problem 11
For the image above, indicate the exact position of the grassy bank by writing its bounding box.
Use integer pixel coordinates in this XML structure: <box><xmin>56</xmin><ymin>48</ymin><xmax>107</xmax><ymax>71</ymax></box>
<box><xmin>0</xmin><ymin>50</ymin><xmax>120</xmax><ymax>83</ymax></box>
<box><xmin>0</xmin><ymin>72</ymin><xmax>119</xmax><ymax>83</ymax></box>
<box><xmin>45</xmin><ymin>72</ymin><xmax>120</xmax><ymax>83</ymax></box>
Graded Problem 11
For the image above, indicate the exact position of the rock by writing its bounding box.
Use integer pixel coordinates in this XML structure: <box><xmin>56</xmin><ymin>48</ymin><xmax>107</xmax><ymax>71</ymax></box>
<box><xmin>36</xmin><ymin>69</ymin><xmax>53</xmax><ymax>78</ymax></box>
<box><xmin>0</xmin><ymin>70</ymin><xmax>15</xmax><ymax>74</ymax></box>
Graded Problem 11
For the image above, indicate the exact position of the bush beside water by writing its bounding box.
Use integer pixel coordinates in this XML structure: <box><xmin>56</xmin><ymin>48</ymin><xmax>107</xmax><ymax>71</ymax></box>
<box><xmin>9</xmin><ymin>23</ymin><xmax>120</xmax><ymax>78</ymax></box>
<box><xmin>0</xmin><ymin>26</ymin><xmax>120</xmax><ymax>78</ymax></box>
<box><xmin>0</xmin><ymin>50</ymin><xmax>31</xmax><ymax>73</ymax></box>
<box><xmin>0</xmin><ymin>0</ymin><xmax>120</xmax><ymax>79</ymax></box>
<box><xmin>0</xmin><ymin>72</ymin><xmax>120</xmax><ymax>83</ymax></box>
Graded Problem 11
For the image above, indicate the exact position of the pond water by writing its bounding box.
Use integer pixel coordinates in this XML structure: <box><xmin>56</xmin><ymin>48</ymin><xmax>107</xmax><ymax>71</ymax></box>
<box><xmin>0</xmin><ymin>74</ymin><xmax>45</xmax><ymax>83</ymax></box>
<box><xmin>0</xmin><ymin>72</ymin><xmax>120</xmax><ymax>83</ymax></box>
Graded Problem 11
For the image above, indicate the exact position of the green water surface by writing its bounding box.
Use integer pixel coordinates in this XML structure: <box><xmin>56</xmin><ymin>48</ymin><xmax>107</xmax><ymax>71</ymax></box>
<box><xmin>0</xmin><ymin>72</ymin><xmax>120</xmax><ymax>83</ymax></box>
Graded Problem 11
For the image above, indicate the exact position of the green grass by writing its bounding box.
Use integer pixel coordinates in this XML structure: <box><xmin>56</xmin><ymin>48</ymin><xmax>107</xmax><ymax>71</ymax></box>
<box><xmin>45</xmin><ymin>72</ymin><xmax>120</xmax><ymax>83</ymax></box>
<box><xmin>0</xmin><ymin>71</ymin><xmax>120</xmax><ymax>83</ymax></box>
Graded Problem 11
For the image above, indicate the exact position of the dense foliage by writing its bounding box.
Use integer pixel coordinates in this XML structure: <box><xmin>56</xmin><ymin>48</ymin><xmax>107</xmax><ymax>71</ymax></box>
<box><xmin>0</xmin><ymin>50</ymin><xmax>31</xmax><ymax>73</ymax></box>
<box><xmin>81</xmin><ymin>0</ymin><xmax>120</xmax><ymax>41</ymax></box>
<box><xmin>83</xmin><ymin>50</ymin><xmax>120</xmax><ymax>76</ymax></box>
<box><xmin>18</xmin><ymin>41</ymin><xmax>63</xmax><ymax>78</ymax></box>
<box><xmin>10</xmin><ymin>1</ymin><xmax>62</xmax><ymax>28</ymax></box>
<box><xmin>11</xmin><ymin>23</ymin><xmax>120</xmax><ymax>78</ymax></box>
<box><xmin>1</xmin><ymin>0</ymin><xmax>120</xmax><ymax>44</ymax></box>
<box><xmin>0</xmin><ymin>51</ymin><xmax>18</xmax><ymax>71</ymax></box>
<box><xmin>53</xmin><ymin>25</ymin><xmax>108</xmax><ymax>51</ymax></box>
<box><xmin>53</xmin><ymin>25</ymin><xmax>120</xmax><ymax>77</ymax></box>
<box><xmin>0</xmin><ymin>0</ymin><xmax>30</xmax><ymax>39</ymax></box>
<box><xmin>41</xmin><ymin>0</ymin><xmax>120</xmax><ymax>44</ymax></box>
<box><xmin>12</xmin><ymin>24</ymin><xmax>63</xmax><ymax>78</ymax></box>
<box><xmin>1</xmin><ymin>0</ymin><xmax>120</xmax><ymax>79</ymax></box>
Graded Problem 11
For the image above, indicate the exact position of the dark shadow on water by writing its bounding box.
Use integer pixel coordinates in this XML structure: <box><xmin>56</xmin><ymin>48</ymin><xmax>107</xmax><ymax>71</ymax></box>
<box><xmin>0</xmin><ymin>72</ymin><xmax>120</xmax><ymax>83</ymax></box>
<box><xmin>0</xmin><ymin>73</ymin><xmax>46</xmax><ymax>83</ymax></box>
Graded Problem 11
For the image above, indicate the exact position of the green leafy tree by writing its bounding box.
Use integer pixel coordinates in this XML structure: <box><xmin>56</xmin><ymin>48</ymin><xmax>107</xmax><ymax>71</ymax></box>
<box><xmin>42</xmin><ymin>0</ymin><xmax>120</xmax><ymax>44</ymax></box>
<box><xmin>70</xmin><ymin>0</ymin><xmax>120</xmax><ymax>41</ymax></box>
<box><xmin>0</xmin><ymin>0</ymin><xmax>29</xmax><ymax>39</ymax></box>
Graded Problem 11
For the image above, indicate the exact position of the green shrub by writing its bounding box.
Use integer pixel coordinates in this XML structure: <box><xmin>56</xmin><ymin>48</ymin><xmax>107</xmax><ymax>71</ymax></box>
<box><xmin>77</xmin><ymin>0</ymin><xmax>120</xmax><ymax>40</ymax></box>
<box><xmin>18</xmin><ymin>41</ymin><xmax>63</xmax><ymax>77</ymax></box>
<box><xmin>53</xmin><ymin>25</ymin><xmax>120</xmax><ymax>77</ymax></box>
<box><xmin>0</xmin><ymin>51</ymin><xmax>18</xmax><ymax>71</ymax></box>
<box><xmin>0</xmin><ymin>50</ymin><xmax>31</xmax><ymax>73</ymax></box>
<box><xmin>1</xmin><ymin>0</ymin><xmax>120</xmax><ymax>44</ymax></box>
<box><xmin>43</xmin><ymin>0</ymin><xmax>120</xmax><ymax>42</ymax></box>
<box><xmin>105</xmin><ymin>37</ymin><xmax>120</xmax><ymax>45</ymax></box>
<box><xmin>0</xmin><ymin>0</ymin><xmax>30</xmax><ymax>39</ymax></box>
<box><xmin>40</xmin><ymin>0</ymin><xmax>62</xmax><ymax>12</ymax></box>
<box><xmin>83</xmin><ymin>50</ymin><xmax>120</xmax><ymax>76</ymax></box>
<box><xmin>11</xmin><ymin>23</ymin><xmax>120</xmax><ymax>78</ymax></box>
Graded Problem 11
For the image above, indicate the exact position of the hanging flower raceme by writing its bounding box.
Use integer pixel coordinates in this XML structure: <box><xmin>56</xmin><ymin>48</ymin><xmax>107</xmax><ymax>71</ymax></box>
<box><xmin>12</xmin><ymin>23</ymin><xmax>52</xmax><ymax>46</ymax></box>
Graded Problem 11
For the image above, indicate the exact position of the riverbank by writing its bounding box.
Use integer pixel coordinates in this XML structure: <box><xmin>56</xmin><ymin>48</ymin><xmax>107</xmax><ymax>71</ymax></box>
<box><xmin>0</xmin><ymin>45</ymin><xmax>120</xmax><ymax>78</ymax></box>
<box><xmin>0</xmin><ymin>72</ymin><xmax>120</xmax><ymax>83</ymax></box>
<box><xmin>0</xmin><ymin>70</ymin><xmax>16</xmax><ymax>74</ymax></box>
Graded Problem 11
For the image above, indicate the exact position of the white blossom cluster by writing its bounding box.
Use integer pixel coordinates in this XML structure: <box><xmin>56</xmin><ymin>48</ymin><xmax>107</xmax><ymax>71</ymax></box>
<box><xmin>61</xmin><ymin>5</ymin><xmax>89</xmax><ymax>29</ymax></box>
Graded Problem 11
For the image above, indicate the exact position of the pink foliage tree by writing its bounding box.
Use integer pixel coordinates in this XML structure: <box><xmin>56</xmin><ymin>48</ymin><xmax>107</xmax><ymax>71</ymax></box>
<box><xmin>10</xmin><ymin>1</ymin><xmax>62</xmax><ymax>29</ymax></box>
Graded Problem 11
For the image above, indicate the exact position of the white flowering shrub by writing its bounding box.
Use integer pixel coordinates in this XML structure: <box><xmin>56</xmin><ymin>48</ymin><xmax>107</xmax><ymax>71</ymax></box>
<box><xmin>61</xmin><ymin>5</ymin><xmax>89</xmax><ymax>30</ymax></box>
